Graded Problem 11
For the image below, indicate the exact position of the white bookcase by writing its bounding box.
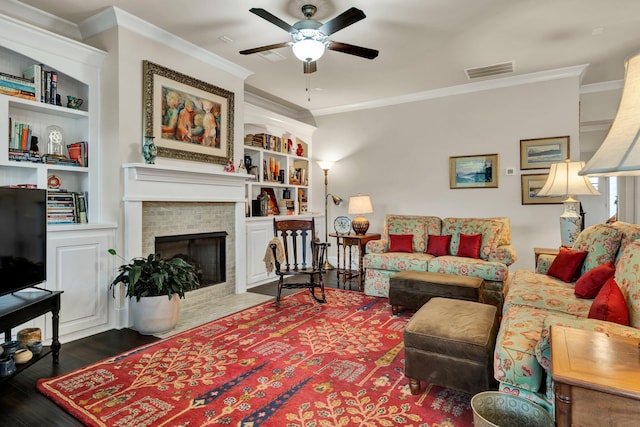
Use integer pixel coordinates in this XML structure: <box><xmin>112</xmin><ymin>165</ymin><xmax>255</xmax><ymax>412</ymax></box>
<box><xmin>0</xmin><ymin>14</ymin><xmax>116</xmax><ymax>341</ymax></box>
<box><xmin>243</xmin><ymin>103</ymin><xmax>324</xmax><ymax>287</ymax></box>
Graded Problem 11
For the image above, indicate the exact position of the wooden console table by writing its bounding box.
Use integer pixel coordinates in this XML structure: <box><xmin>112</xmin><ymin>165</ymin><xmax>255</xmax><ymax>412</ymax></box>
<box><xmin>329</xmin><ymin>233</ymin><xmax>381</xmax><ymax>291</ymax></box>
<box><xmin>0</xmin><ymin>290</ymin><xmax>62</xmax><ymax>380</ymax></box>
<box><xmin>551</xmin><ymin>325</ymin><xmax>640</xmax><ymax>426</ymax></box>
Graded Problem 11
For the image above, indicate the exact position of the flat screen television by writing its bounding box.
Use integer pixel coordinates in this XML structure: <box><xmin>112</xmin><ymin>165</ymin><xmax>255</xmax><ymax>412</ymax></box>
<box><xmin>0</xmin><ymin>187</ymin><xmax>47</xmax><ymax>297</ymax></box>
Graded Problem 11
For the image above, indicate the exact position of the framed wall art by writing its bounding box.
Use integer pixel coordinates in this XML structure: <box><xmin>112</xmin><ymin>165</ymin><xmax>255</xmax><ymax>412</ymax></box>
<box><xmin>142</xmin><ymin>60</ymin><xmax>234</xmax><ymax>165</ymax></box>
<box><xmin>521</xmin><ymin>174</ymin><xmax>565</xmax><ymax>205</ymax></box>
<box><xmin>449</xmin><ymin>153</ymin><xmax>499</xmax><ymax>189</ymax></box>
<box><xmin>520</xmin><ymin>136</ymin><xmax>569</xmax><ymax>170</ymax></box>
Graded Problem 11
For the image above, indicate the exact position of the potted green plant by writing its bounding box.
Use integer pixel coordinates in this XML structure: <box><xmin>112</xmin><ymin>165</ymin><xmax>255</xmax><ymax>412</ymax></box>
<box><xmin>108</xmin><ymin>249</ymin><xmax>200</xmax><ymax>335</ymax></box>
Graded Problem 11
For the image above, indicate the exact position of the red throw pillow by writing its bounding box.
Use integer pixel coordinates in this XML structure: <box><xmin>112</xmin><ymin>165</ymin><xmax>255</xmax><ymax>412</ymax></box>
<box><xmin>388</xmin><ymin>234</ymin><xmax>413</xmax><ymax>253</ymax></box>
<box><xmin>547</xmin><ymin>247</ymin><xmax>588</xmax><ymax>283</ymax></box>
<box><xmin>426</xmin><ymin>234</ymin><xmax>451</xmax><ymax>256</ymax></box>
<box><xmin>457</xmin><ymin>233</ymin><xmax>482</xmax><ymax>259</ymax></box>
<box><xmin>575</xmin><ymin>261</ymin><xmax>615</xmax><ymax>299</ymax></box>
<box><xmin>588</xmin><ymin>278</ymin><xmax>630</xmax><ymax>326</ymax></box>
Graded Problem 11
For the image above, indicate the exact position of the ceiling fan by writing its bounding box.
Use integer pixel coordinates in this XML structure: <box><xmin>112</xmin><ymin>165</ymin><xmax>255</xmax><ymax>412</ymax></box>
<box><xmin>239</xmin><ymin>4</ymin><xmax>379</xmax><ymax>74</ymax></box>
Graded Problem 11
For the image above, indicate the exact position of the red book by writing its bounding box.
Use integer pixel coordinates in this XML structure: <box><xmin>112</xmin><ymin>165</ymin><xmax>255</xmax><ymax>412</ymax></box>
<box><xmin>21</xmin><ymin>125</ymin><xmax>29</xmax><ymax>150</ymax></box>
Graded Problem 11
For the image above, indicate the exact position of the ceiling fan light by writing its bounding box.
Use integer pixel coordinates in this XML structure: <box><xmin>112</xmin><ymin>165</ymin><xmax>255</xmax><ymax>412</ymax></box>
<box><xmin>292</xmin><ymin>39</ymin><xmax>325</xmax><ymax>62</ymax></box>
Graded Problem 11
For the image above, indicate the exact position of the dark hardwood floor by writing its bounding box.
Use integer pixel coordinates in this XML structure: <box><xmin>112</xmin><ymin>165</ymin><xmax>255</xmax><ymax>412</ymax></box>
<box><xmin>0</xmin><ymin>271</ymin><xmax>350</xmax><ymax>426</ymax></box>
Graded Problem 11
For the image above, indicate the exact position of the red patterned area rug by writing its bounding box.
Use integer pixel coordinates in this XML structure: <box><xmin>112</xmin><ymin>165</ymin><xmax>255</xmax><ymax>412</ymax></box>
<box><xmin>38</xmin><ymin>289</ymin><xmax>473</xmax><ymax>426</ymax></box>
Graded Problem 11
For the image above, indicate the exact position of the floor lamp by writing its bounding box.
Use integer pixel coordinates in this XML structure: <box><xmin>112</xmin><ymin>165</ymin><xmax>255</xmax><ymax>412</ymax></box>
<box><xmin>318</xmin><ymin>161</ymin><xmax>343</xmax><ymax>270</ymax></box>
<box><xmin>537</xmin><ymin>159</ymin><xmax>600</xmax><ymax>247</ymax></box>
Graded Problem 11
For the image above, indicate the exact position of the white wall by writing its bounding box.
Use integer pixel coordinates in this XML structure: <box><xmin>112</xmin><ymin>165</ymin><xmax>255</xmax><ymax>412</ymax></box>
<box><xmin>312</xmin><ymin>77</ymin><xmax>589</xmax><ymax>271</ymax></box>
<box><xmin>84</xmin><ymin>25</ymin><xmax>246</xmax><ymax>247</ymax></box>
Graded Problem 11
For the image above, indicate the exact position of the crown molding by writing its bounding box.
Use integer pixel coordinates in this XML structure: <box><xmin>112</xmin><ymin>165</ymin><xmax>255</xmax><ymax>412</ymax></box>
<box><xmin>78</xmin><ymin>6</ymin><xmax>252</xmax><ymax>80</ymax></box>
<box><xmin>0</xmin><ymin>0</ymin><xmax>81</xmax><ymax>40</ymax></box>
<box><xmin>310</xmin><ymin>64</ymin><xmax>589</xmax><ymax>117</ymax></box>
<box><xmin>580</xmin><ymin>80</ymin><xmax>623</xmax><ymax>94</ymax></box>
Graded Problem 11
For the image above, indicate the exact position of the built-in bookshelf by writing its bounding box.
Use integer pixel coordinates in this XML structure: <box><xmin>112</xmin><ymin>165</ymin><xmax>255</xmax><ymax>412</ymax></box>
<box><xmin>0</xmin><ymin>40</ymin><xmax>96</xmax><ymax>223</ymax></box>
<box><xmin>243</xmin><ymin>103</ymin><xmax>320</xmax><ymax>287</ymax></box>
<box><xmin>244</xmin><ymin>104</ymin><xmax>314</xmax><ymax>217</ymax></box>
<box><xmin>0</xmin><ymin>14</ymin><xmax>115</xmax><ymax>343</ymax></box>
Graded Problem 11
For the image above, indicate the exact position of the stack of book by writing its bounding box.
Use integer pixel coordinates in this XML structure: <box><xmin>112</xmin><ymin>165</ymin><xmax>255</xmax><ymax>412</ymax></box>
<box><xmin>8</xmin><ymin>148</ymin><xmax>44</xmax><ymax>163</ymax></box>
<box><xmin>0</xmin><ymin>71</ymin><xmax>36</xmax><ymax>100</ymax></box>
<box><xmin>47</xmin><ymin>190</ymin><xmax>88</xmax><ymax>224</ymax></box>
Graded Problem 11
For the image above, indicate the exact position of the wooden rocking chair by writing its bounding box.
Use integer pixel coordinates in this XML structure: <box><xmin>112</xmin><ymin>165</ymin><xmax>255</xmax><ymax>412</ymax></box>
<box><xmin>271</xmin><ymin>218</ymin><xmax>328</xmax><ymax>306</ymax></box>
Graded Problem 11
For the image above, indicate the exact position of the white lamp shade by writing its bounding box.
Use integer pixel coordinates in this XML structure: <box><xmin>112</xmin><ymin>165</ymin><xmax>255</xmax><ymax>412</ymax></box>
<box><xmin>292</xmin><ymin>39</ymin><xmax>325</xmax><ymax>62</ymax></box>
<box><xmin>317</xmin><ymin>160</ymin><xmax>335</xmax><ymax>171</ymax></box>
<box><xmin>348</xmin><ymin>195</ymin><xmax>373</xmax><ymax>214</ymax></box>
<box><xmin>580</xmin><ymin>52</ymin><xmax>640</xmax><ymax>176</ymax></box>
<box><xmin>537</xmin><ymin>161</ymin><xmax>600</xmax><ymax>197</ymax></box>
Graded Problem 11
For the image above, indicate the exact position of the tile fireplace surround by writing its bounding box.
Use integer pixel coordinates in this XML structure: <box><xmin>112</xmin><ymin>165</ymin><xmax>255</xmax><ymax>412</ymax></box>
<box><xmin>118</xmin><ymin>163</ymin><xmax>249</xmax><ymax>329</ymax></box>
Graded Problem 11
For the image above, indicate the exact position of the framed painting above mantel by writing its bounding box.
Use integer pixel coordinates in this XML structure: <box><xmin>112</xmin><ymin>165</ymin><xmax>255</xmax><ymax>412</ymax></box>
<box><xmin>142</xmin><ymin>60</ymin><xmax>234</xmax><ymax>165</ymax></box>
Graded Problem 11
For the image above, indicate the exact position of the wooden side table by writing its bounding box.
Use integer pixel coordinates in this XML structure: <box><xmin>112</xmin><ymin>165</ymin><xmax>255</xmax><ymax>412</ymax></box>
<box><xmin>551</xmin><ymin>325</ymin><xmax>640</xmax><ymax>426</ymax></box>
<box><xmin>329</xmin><ymin>233</ymin><xmax>381</xmax><ymax>291</ymax></box>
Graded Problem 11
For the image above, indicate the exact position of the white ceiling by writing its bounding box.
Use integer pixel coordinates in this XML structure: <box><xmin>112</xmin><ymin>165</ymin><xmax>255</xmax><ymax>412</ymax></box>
<box><xmin>13</xmin><ymin>0</ymin><xmax>640</xmax><ymax>114</ymax></box>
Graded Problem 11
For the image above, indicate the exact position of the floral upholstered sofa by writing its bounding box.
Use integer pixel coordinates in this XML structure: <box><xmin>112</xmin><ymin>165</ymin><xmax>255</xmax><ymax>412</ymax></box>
<box><xmin>362</xmin><ymin>215</ymin><xmax>517</xmax><ymax>308</ymax></box>
<box><xmin>494</xmin><ymin>221</ymin><xmax>640</xmax><ymax>412</ymax></box>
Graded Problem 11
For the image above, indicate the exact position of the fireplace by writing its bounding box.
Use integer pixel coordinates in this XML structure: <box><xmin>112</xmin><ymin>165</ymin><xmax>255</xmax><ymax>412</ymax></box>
<box><xmin>120</xmin><ymin>163</ymin><xmax>249</xmax><ymax>329</ymax></box>
<box><xmin>155</xmin><ymin>232</ymin><xmax>227</xmax><ymax>288</ymax></box>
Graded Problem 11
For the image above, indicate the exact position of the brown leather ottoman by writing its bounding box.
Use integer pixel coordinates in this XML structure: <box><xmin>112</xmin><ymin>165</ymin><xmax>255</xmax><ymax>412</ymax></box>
<box><xmin>404</xmin><ymin>297</ymin><xmax>498</xmax><ymax>395</ymax></box>
<box><xmin>389</xmin><ymin>271</ymin><xmax>483</xmax><ymax>315</ymax></box>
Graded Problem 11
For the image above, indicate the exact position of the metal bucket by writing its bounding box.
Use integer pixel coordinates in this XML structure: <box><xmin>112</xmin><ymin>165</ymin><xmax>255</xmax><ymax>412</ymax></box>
<box><xmin>471</xmin><ymin>391</ymin><xmax>554</xmax><ymax>427</ymax></box>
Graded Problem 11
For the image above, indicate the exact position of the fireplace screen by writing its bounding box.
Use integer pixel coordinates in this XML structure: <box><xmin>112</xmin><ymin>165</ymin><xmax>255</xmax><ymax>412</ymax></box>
<box><xmin>155</xmin><ymin>232</ymin><xmax>226</xmax><ymax>287</ymax></box>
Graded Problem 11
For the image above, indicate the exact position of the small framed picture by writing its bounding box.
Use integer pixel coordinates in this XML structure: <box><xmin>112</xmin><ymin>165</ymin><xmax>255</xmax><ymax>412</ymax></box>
<box><xmin>449</xmin><ymin>153</ymin><xmax>499</xmax><ymax>189</ymax></box>
<box><xmin>521</xmin><ymin>174</ymin><xmax>565</xmax><ymax>205</ymax></box>
<box><xmin>520</xmin><ymin>136</ymin><xmax>569</xmax><ymax>170</ymax></box>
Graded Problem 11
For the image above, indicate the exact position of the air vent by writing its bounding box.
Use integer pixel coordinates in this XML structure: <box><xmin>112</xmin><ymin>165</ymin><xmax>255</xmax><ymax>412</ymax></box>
<box><xmin>465</xmin><ymin>61</ymin><xmax>515</xmax><ymax>80</ymax></box>
<box><xmin>257</xmin><ymin>50</ymin><xmax>287</xmax><ymax>62</ymax></box>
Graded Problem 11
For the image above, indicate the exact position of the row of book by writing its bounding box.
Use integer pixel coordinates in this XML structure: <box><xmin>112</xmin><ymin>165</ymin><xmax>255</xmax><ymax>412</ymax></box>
<box><xmin>47</xmin><ymin>190</ymin><xmax>88</xmax><ymax>224</ymax></box>
<box><xmin>244</xmin><ymin>133</ymin><xmax>293</xmax><ymax>154</ymax></box>
<box><xmin>9</xmin><ymin>119</ymin><xmax>33</xmax><ymax>151</ymax></box>
<box><xmin>0</xmin><ymin>64</ymin><xmax>59</xmax><ymax>104</ymax></box>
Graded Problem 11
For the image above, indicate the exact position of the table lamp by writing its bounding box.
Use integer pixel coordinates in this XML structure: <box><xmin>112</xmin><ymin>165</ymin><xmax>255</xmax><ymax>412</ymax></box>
<box><xmin>537</xmin><ymin>160</ymin><xmax>600</xmax><ymax>246</ymax></box>
<box><xmin>348</xmin><ymin>195</ymin><xmax>373</xmax><ymax>235</ymax></box>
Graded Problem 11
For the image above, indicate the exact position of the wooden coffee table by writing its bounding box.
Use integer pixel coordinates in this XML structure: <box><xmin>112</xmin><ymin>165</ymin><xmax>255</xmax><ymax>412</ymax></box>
<box><xmin>551</xmin><ymin>325</ymin><xmax>640</xmax><ymax>426</ymax></box>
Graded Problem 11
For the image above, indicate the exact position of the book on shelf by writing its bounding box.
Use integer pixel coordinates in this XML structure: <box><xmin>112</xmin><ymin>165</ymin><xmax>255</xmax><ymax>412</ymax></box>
<box><xmin>0</xmin><ymin>86</ymin><xmax>36</xmax><ymax>100</ymax></box>
<box><xmin>46</xmin><ymin>190</ymin><xmax>88</xmax><ymax>224</ymax></box>
<box><xmin>67</xmin><ymin>141</ymin><xmax>88</xmax><ymax>167</ymax></box>
<box><xmin>22</xmin><ymin>64</ymin><xmax>42</xmax><ymax>102</ymax></box>
<box><xmin>10</xmin><ymin>121</ymin><xmax>32</xmax><ymax>150</ymax></box>
<box><xmin>0</xmin><ymin>70</ymin><xmax>33</xmax><ymax>85</ymax></box>
<box><xmin>49</xmin><ymin>71</ymin><xmax>57</xmax><ymax>105</ymax></box>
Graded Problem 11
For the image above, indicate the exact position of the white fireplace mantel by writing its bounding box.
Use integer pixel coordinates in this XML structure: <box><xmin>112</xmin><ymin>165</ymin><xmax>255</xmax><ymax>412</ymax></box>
<box><xmin>118</xmin><ymin>163</ymin><xmax>249</xmax><ymax>329</ymax></box>
<box><xmin>123</xmin><ymin>163</ymin><xmax>250</xmax><ymax>202</ymax></box>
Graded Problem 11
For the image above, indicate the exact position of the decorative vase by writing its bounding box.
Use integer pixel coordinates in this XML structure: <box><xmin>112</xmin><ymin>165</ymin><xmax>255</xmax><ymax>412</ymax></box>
<box><xmin>142</xmin><ymin>136</ymin><xmax>157</xmax><ymax>164</ymax></box>
<box><xmin>131</xmin><ymin>294</ymin><xmax>180</xmax><ymax>335</ymax></box>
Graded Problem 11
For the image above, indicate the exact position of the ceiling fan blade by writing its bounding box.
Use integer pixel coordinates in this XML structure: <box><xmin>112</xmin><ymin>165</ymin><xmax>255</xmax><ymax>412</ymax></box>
<box><xmin>304</xmin><ymin>61</ymin><xmax>317</xmax><ymax>74</ymax></box>
<box><xmin>328</xmin><ymin>41</ymin><xmax>379</xmax><ymax>59</ymax></box>
<box><xmin>239</xmin><ymin>42</ymin><xmax>290</xmax><ymax>55</ymax></box>
<box><xmin>249</xmin><ymin>8</ymin><xmax>298</xmax><ymax>34</ymax></box>
<box><xmin>317</xmin><ymin>7</ymin><xmax>366</xmax><ymax>36</ymax></box>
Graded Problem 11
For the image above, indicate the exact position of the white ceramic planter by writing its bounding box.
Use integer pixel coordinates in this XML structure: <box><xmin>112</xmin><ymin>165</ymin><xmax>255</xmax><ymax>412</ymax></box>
<box><xmin>131</xmin><ymin>294</ymin><xmax>180</xmax><ymax>335</ymax></box>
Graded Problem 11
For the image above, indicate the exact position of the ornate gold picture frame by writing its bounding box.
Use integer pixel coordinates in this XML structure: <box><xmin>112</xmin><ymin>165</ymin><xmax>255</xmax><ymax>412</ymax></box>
<box><xmin>142</xmin><ymin>60</ymin><xmax>234</xmax><ymax>165</ymax></box>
